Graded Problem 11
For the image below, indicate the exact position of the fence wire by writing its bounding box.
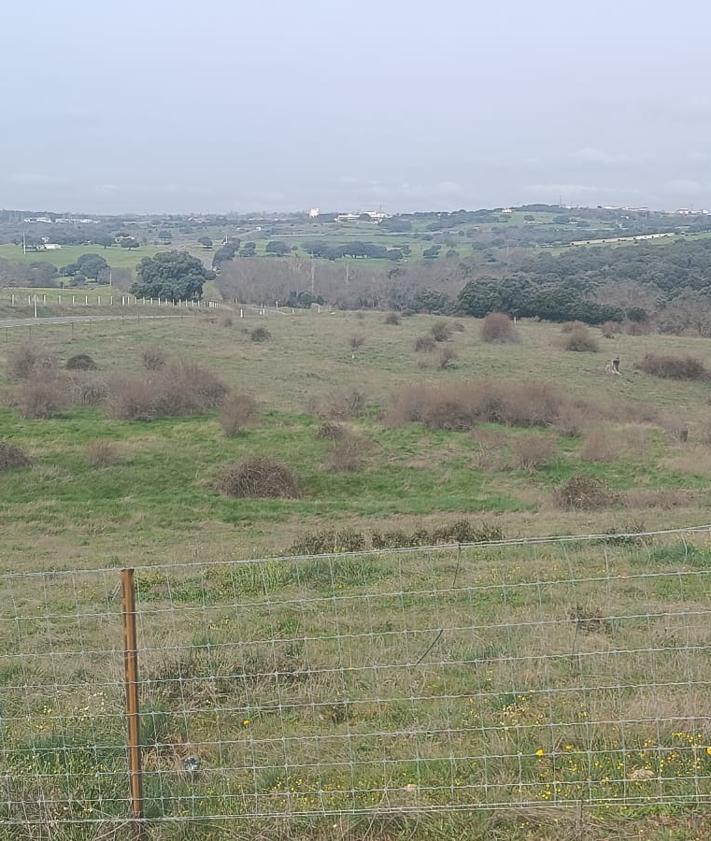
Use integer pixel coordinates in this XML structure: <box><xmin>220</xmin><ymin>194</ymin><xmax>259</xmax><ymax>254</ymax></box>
<box><xmin>0</xmin><ymin>526</ymin><xmax>710</xmax><ymax>829</ymax></box>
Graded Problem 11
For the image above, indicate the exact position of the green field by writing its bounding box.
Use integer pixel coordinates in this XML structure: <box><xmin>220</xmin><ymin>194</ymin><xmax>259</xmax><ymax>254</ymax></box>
<box><xmin>0</xmin><ymin>243</ymin><xmax>170</xmax><ymax>271</ymax></box>
<box><xmin>0</xmin><ymin>310</ymin><xmax>709</xmax><ymax>839</ymax></box>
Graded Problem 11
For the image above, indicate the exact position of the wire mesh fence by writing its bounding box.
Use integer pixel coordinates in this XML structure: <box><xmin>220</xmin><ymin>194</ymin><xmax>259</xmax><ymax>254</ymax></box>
<box><xmin>1</xmin><ymin>526</ymin><xmax>710</xmax><ymax>832</ymax></box>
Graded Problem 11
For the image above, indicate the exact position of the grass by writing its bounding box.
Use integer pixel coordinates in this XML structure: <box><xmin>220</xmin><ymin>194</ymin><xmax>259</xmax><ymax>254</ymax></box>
<box><xmin>0</xmin><ymin>308</ymin><xmax>710</xmax><ymax>839</ymax></box>
<box><xmin>0</xmin><ymin>243</ymin><xmax>168</xmax><ymax>270</ymax></box>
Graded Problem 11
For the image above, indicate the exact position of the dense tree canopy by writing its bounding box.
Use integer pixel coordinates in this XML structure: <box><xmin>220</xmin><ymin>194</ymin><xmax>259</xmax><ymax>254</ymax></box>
<box><xmin>131</xmin><ymin>251</ymin><xmax>213</xmax><ymax>301</ymax></box>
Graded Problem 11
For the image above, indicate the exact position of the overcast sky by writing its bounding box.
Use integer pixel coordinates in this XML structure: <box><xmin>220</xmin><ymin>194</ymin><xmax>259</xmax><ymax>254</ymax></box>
<box><xmin>1</xmin><ymin>0</ymin><xmax>709</xmax><ymax>215</ymax></box>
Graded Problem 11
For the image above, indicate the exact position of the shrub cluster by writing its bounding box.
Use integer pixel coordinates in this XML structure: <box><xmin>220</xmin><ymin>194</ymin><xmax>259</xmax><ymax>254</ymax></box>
<box><xmin>288</xmin><ymin>521</ymin><xmax>503</xmax><ymax>555</ymax></box>
<box><xmin>108</xmin><ymin>362</ymin><xmax>227</xmax><ymax>420</ymax></box>
<box><xmin>0</xmin><ymin>441</ymin><xmax>32</xmax><ymax>471</ymax></box>
<box><xmin>512</xmin><ymin>435</ymin><xmax>556</xmax><ymax>471</ymax></box>
<box><xmin>218</xmin><ymin>456</ymin><xmax>301</xmax><ymax>498</ymax></box>
<box><xmin>414</xmin><ymin>335</ymin><xmax>436</xmax><ymax>353</ymax></box>
<box><xmin>86</xmin><ymin>440</ymin><xmax>119</xmax><ymax>467</ymax></box>
<box><xmin>562</xmin><ymin>323</ymin><xmax>599</xmax><ymax>352</ymax></box>
<box><xmin>430</xmin><ymin>321</ymin><xmax>453</xmax><ymax>342</ymax></box>
<box><xmin>480</xmin><ymin>312</ymin><xmax>518</xmax><ymax>344</ymax></box>
<box><xmin>250</xmin><ymin>327</ymin><xmax>272</xmax><ymax>342</ymax></box>
<box><xmin>17</xmin><ymin>376</ymin><xmax>69</xmax><ymax>419</ymax></box>
<box><xmin>555</xmin><ymin>474</ymin><xmax>616</xmax><ymax>510</ymax></box>
<box><xmin>384</xmin><ymin>313</ymin><xmax>401</xmax><ymax>325</ymax></box>
<box><xmin>142</xmin><ymin>345</ymin><xmax>167</xmax><ymax>371</ymax></box>
<box><xmin>66</xmin><ymin>353</ymin><xmax>97</xmax><ymax>371</ymax></box>
<box><xmin>635</xmin><ymin>353</ymin><xmax>708</xmax><ymax>381</ymax></box>
<box><xmin>386</xmin><ymin>381</ymin><xmax>569</xmax><ymax>431</ymax></box>
<box><xmin>322</xmin><ymin>432</ymin><xmax>366</xmax><ymax>473</ymax></box>
<box><xmin>7</xmin><ymin>342</ymin><xmax>55</xmax><ymax>380</ymax></box>
<box><xmin>218</xmin><ymin>393</ymin><xmax>259</xmax><ymax>437</ymax></box>
<box><xmin>320</xmin><ymin>388</ymin><xmax>368</xmax><ymax>420</ymax></box>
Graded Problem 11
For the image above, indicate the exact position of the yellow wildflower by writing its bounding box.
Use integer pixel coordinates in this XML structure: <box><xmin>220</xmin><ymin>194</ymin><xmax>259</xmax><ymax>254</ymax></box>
<box><xmin>535</xmin><ymin>748</ymin><xmax>545</xmax><ymax>757</ymax></box>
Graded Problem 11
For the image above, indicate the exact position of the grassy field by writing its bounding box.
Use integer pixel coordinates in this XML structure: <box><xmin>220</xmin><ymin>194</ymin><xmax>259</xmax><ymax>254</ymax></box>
<box><xmin>0</xmin><ymin>310</ymin><xmax>709</xmax><ymax>839</ymax></box>
<box><xmin>0</xmin><ymin>243</ymin><xmax>168</xmax><ymax>271</ymax></box>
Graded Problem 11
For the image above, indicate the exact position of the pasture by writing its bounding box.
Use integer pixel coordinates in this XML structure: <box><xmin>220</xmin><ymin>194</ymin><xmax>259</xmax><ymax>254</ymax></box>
<box><xmin>0</xmin><ymin>307</ymin><xmax>709</xmax><ymax>839</ymax></box>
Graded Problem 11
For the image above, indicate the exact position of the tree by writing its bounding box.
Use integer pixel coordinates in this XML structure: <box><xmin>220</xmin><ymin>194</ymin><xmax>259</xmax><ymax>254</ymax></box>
<box><xmin>423</xmin><ymin>245</ymin><xmax>442</xmax><ymax>259</ymax></box>
<box><xmin>119</xmin><ymin>237</ymin><xmax>140</xmax><ymax>249</ymax></box>
<box><xmin>198</xmin><ymin>236</ymin><xmax>213</xmax><ymax>248</ymax></box>
<box><xmin>240</xmin><ymin>242</ymin><xmax>257</xmax><ymax>257</ymax></box>
<box><xmin>131</xmin><ymin>251</ymin><xmax>213</xmax><ymax>301</ymax></box>
<box><xmin>76</xmin><ymin>253</ymin><xmax>109</xmax><ymax>280</ymax></box>
<box><xmin>265</xmin><ymin>240</ymin><xmax>291</xmax><ymax>256</ymax></box>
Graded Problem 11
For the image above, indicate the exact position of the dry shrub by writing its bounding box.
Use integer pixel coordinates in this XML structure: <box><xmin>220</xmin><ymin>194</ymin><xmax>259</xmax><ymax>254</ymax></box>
<box><xmin>142</xmin><ymin>345</ymin><xmax>167</xmax><ymax>371</ymax></box>
<box><xmin>512</xmin><ymin>435</ymin><xmax>556</xmax><ymax>471</ymax></box>
<box><xmin>66</xmin><ymin>353</ymin><xmax>96</xmax><ymax>371</ymax></box>
<box><xmin>17</xmin><ymin>376</ymin><xmax>68</xmax><ymax>419</ymax></box>
<box><xmin>438</xmin><ymin>347</ymin><xmax>458</xmax><ymax>370</ymax></box>
<box><xmin>321</xmin><ymin>388</ymin><xmax>368</xmax><ymax>420</ymax></box>
<box><xmin>431</xmin><ymin>321</ymin><xmax>453</xmax><ymax>342</ymax></box>
<box><xmin>316</xmin><ymin>421</ymin><xmax>346</xmax><ymax>440</ymax></box>
<box><xmin>250</xmin><ymin>327</ymin><xmax>272</xmax><ymax>342</ymax></box>
<box><xmin>480</xmin><ymin>312</ymin><xmax>518</xmax><ymax>344</ymax></box>
<box><xmin>0</xmin><ymin>441</ymin><xmax>32</xmax><ymax>471</ymax></box>
<box><xmin>414</xmin><ymin>335</ymin><xmax>436</xmax><ymax>353</ymax></box>
<box><xmin>581</xmin><ymin>428</ymin><xmax>621</xmax><ymax>463</ymax></box>
<box><xmin>386</xmin><ymin>381</ymin><xmax>564</xmax><ymax>431</ymax></box>
<box><xmin>636</xmin><ymin>353</ymin><xmax>708</xmax><ymax>381</ymax></box>
<box><xmin>624</xmin><ymin>488</ymin><xmax>692</xmax><ymax>510</ymax></box>
<box><xmin>323</xmin><ymin>432</ymin><xmax>367</xmax><ymax>473</ymax></box>
<box><xmin>350</xmin><ymin>334</ymin><xmax>366</xmax><ymax>351</ymax></box>
<box><xmin>452</xmin><ymin>321</ymin><xmax>465</xmax><ymax>332</ymax></box>
<box><xmin>218</xmin><ymin>456</ymin><xmax>300</xmax><ymax>498</ymax></box>
<box><xmin>554</xmin><ymin>403</ymin><xmax>587</xmax><ymax>437</ymax></box>
<box><xmin>600</xmin><ymin>320</ymin><xmax>621</xmax><ymax>338</ymax></box>
<box><xmin>555</xmin><ymin>474</ymin><xmax>616</xmax><ymax>510</ymax></box>
<box><xmin>7</xmin><ymin>342</ymin><xmax>55</xmax><ymax>380</ymax></box>
<box><xmin>384</xmin><ymin>312</ymin><xmax>401</xmax><ymax>325</ymax></box>
<box><xmin>86</xmin><ymin>440</ymin><xmax>119</xmax><ymax>467</ymax></box>
<box><xmin>70</xmin><ymin>375</ymin><xmax>109</xmax><ymax>406</ymax></box>
<box><xmin>219</xmin><ymin>393</ymin><xmax>259</xmax><ymax>437</ymax></box>
<box><xmin>109</xmin><ymin>362</ymin><xmax>227</xmax><ymax>420</ymax></box>
<box><xmin>218</xmin><ymin>313</ymin><xmax>234</xmax><ymax>328</ymax></box>
<box><xmin>563</xmin><ymin>323</ymin><xmax>599</xmax><ymax>352</ymax></box>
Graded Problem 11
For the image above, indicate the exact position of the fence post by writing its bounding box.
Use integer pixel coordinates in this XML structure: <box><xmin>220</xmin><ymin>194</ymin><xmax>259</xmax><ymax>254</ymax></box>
<box><xmin>121</xmin><ymin>568</ymin><xmax>144</xmax><ymax>837</ymax></box>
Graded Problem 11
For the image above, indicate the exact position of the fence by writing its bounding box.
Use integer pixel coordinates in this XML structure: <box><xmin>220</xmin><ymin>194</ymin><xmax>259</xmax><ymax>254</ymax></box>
<box><xmin>1</xmin><ymin>526</ymin><xmax>710</xmax><ymax>834</ymax></box>
<box><xmin>0</xmin><ymin>292</ymin><xmax>225</xmax><ymax>310</ymax></box>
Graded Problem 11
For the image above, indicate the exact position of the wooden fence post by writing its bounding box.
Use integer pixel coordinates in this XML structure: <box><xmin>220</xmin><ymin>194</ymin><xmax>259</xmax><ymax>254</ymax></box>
<box><xmin>121</xmin><ymin>568</ymin><xmax>144</xmax><ymax>838</ymax></box>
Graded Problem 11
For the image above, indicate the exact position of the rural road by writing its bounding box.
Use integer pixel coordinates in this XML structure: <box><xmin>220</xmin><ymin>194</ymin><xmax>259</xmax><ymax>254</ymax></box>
<box><xmin>0</xmin><ymin>314</ymin><xmax>188</xmax><ymax>329</ymax></box>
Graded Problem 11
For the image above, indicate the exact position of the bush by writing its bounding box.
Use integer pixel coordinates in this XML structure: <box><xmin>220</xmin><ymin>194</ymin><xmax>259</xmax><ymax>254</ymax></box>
<box><xmin>218</xmin><ymin>457</ymin><xmax>301</xmax><ymax>499</ymax></box>
<box><xmin>384</xmin><ymin>313</ymin><xmax>401</xmax><ymax>325</ymax></box>
<box><xmin>109</xmin><ymin>362</ymin><xmax>227</xmax><ymax>420</ymax></box>
<box><xmin>555</xmin><ymin>475</ymin><xmax>616</xmax><ymax>510</ymax></box>
<box><xmin>386</xmin><ymin>381</ymin><xmax>565</xmax><ymax>431</ymax></box>
<box><xmin>580</xmin><ymin>428</ymin><xmax>619</xmax><ymax>462</ymax></box>
<box><xmin>290</xmin><ymin>528</ymin><xmax>366</xmax><ymax>555</ymax></box>
<box><xmin>7</xmin><ymin>343</ymin><xmax>54</xmax><ymax>380</ymax></box>
<box><xmin>66</xmin><ymin>354</ymin><xmax>96</xmax><ymax>371</ymax></box>
<box><xmin>17</xmin><ymin>376</ymin><xmax>68</xmax><ymax>419</ymax></box>
<box><xmin>600</xmin><ymin>320</ymin><xmax>621</xmax><ymax>338</ymax></box>
<box><xmin>70</xmin><ymin>376</ymin><xmax>108</xmax><ymax>406</ymax></box>
<box><xmin>512</xmin><ymin>435</ymin><xmax>556</xmax><ymax>471</ymax></box>
<box><xmin>563</xmin><ymin>324</ymin><xmax>599</xmax><ymax>352</ymax></box>
<box><xmin>371</xmin><ymin>521</ymin><xmax>503</xmax><ymax>549</ymax></box>
<box><xmin>323</xmin><ymin>432</ymin><xmax>365</xmax><ymax>473</ymax></box>
<box><xmin>218</xmin><ymin>393</ymin><xmax>259</xmax><ymax>437</ymax></box>
<box><xmin>316</xmin><ymin>421</ymin><xmax>346</xmax><ymax>440</ymax></box>
<box><xmin>438</xmin><ymin>348</ymin><xmax>458</xmax><ymax>370</ymax></box>
<box><xmin>480</xmin><ymin>312</ymin><xmax>518</xmax><ymax>343</ymax></box>
<box><xmin>431</xmin><ymin>321</ymin><xmax>453</xmax><ymax>342</ymax></box>
<box><xmin>350</xmin><ymin>334</ymin><xmax>365</xmax><ymax>351</ymax></box>
<box><xmin>414</xmin><ymin>335</ymin><xmax>436</xmax><ymax>353</ymax></box>
<box><xmin>86</xmin><ymin>440</ymin><xmax>119</xmax><ymax>467</ymax></box>
<box><xmin>322</xmin><ymin>388</ymin><xmax>368</xmax><ymax>420</ymax></box>
<box><xmin>250</xmin><ymin>327</ymin><xmax>272</xmax><ymax>343</ymax></box>
<box><xmin>0</xmin><ymin>441</ymin><xmax>32</xmax><ymax>471</ymax></box>
<box><xmin>142</xmin><ymin>345</ymin><xmax>167</xmax><ymax>371</ymax></box>
<box><xmin>218</xmin><ymin>314</ymin><xmax>234</xmax><ymax>328</ymax></box>
<box><xmin>636</xmin><ymin>353</ymin><xmax>708</xmax><ymax>381</ymax></box>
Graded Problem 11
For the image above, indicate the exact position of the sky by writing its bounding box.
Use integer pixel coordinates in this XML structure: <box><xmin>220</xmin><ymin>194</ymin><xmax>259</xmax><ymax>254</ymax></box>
<box><xmin>0</xmin><ymin>0</ymin><xmax>710</xmax><ymax>215</ymax></box>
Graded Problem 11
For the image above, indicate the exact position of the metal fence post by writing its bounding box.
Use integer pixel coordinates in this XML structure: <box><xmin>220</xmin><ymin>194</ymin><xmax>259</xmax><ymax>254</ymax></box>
<box><xmin>121</xmin><ymin>568</ymin><xmax>144</xmax><ymax>837</ymax></box>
